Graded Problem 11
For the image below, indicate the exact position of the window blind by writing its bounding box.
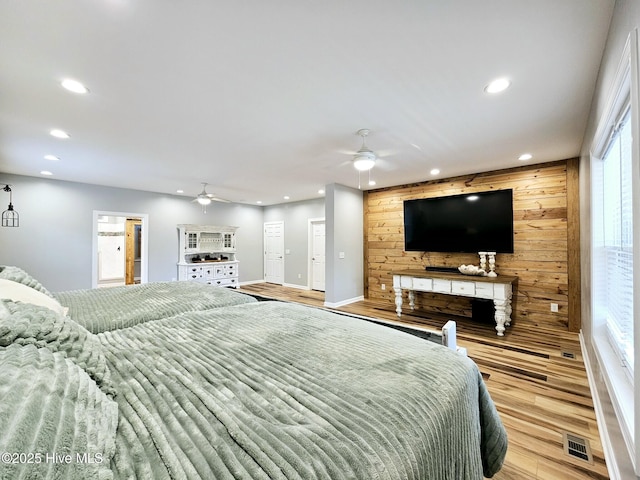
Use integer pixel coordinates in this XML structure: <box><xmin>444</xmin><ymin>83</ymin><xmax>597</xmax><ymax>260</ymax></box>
<box><xmin>602</xmin><ymin>109</ymin><xmax>634</xmax><ymax>372</ymax></box>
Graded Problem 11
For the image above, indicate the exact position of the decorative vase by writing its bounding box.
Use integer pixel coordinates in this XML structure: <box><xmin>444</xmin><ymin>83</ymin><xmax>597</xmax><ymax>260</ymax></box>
<box><xmin>478</xmin><ymin>252</ymin><xmax>487</xmax><ymax>271</ymax></box>
<box><xmin>487</xmin><ymin>252</ymin><xmax>497</xmax><ymax>277</ymax></box>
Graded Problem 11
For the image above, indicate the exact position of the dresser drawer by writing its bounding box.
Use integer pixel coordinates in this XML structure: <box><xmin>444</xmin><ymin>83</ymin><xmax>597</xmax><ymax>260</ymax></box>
<box><xmin>412</xmin><ymin>278</ymin><xmax>432</xmax><ymax>291</ymax></box>
<box><xmin>399</xmin><ymin>276</ymin><xmax>413</xmax><ymax>289</ymax></box>
<box><xmin>475</xmin><ymin>283</ymin><xmax>494</xmax><ymax>299</ymax></box>
<box><xmin>433</xmin><ymin>279</ymin><xmax>451</xmax><ymax>293</ymax></box>
<box><xmin>208</xmin><ymin>277</ymin><xmax>236</xmax><ymax>287</ymax></box>
<box><xmin>451</xmin><ymin>281</ymin><xmax>475</xmax><ymax>296</ymax></box>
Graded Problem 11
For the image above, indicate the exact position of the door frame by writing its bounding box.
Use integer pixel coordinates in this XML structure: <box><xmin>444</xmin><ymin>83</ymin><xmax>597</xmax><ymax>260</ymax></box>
<box><xmin>92</xmin><ymin>210</ymin><xmax>149</xmax><ymax>288</ymax></box>
<box><xmin>308</xmin><ymin>217</ymin><xmax>325</xmax><ymax>291</ymax></box>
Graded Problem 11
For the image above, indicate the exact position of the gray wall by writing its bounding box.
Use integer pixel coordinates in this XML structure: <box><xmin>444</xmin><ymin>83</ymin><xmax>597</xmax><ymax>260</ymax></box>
<box><xmin>325</xmin><ymin>183</ymin><xmax>363</xmax><ymax>306</ymax></box>
<box><xmin>579</xmin><ymin>0</ymin><xmax>639</xmax><ymax>477</ymax></box>
<box><xmin>263</xmin><ymin>197</ymin><xmax>325</xmax><ymax>287</ymax></box>
<box><xmin>0</xmin><ymin>174</ymin><xmax>265</xmax><ymax>291</ymax></box>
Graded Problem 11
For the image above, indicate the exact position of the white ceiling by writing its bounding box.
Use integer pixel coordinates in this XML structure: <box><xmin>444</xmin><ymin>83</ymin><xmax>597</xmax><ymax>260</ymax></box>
<box><xmin>0</xmin><ymin>1</ymin><xmax>614</xmax><ymax>205</ymax></box>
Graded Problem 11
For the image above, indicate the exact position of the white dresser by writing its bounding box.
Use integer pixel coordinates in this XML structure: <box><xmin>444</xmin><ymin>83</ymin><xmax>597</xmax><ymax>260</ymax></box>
<box><xmin>177</xmin><ymin>224</ymin><xmax>239</xmax><ymax>287</ymax></box>
<box><xmin>392</xmin><ymin>269</ymin><xmax>517</xmax><ymax>336</ymax></box>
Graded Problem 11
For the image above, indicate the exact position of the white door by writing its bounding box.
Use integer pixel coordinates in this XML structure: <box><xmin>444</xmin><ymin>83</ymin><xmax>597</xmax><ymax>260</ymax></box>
<box><xmin>311</xmin><ymin>220</ymin><xmax>325</xmax><ymax>291</ymax></box>
<box><xmin>264</xmin><ymin>221</ymin><xmax>284</xmax><ymax>284</ymax></box>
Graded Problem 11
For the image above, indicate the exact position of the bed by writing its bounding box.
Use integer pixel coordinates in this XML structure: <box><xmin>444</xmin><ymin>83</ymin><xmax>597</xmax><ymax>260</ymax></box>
<box><xmin>0</xmin><ymin>265</ymin><xmax>507</xmax><ymax>479</ymax></box>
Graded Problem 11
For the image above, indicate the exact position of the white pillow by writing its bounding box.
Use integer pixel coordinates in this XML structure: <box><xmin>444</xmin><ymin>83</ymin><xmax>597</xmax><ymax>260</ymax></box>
<box><xmin>0</xmin><ymin>279</ymin><xmax>66</xmax><ymax>316</ymax></box>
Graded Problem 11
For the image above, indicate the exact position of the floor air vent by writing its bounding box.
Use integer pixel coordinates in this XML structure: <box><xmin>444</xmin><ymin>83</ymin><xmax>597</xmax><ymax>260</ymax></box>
<box><xmin>563</xmin><ymin>432</ymin><xmax>593</xmax><ymax>463</ymax></box>
<box><xmin>561</xmin><ymin>351</ymin><xmax>576</xmax><ymax>359</ymax></box>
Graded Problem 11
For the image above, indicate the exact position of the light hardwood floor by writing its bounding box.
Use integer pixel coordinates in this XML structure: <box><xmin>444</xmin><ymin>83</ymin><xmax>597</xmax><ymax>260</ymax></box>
<box><xmin>238</xmin><ymin>283</ymin><xmax>609</xmax><ymax>480</ymax></box>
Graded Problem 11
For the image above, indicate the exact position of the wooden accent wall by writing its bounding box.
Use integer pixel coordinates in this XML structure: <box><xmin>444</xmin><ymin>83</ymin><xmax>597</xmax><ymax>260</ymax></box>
<box><xmin>364</xmin><ymin>159</ymin><xmax>581</xmax><ymax>332</ymax></box>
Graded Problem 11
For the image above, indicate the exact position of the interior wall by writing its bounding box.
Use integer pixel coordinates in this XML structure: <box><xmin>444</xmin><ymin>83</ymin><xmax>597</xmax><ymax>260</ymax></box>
<box><xmin>364</xmin><ymin>160</ymin><xmax>577</xmax><ymax>332</ymax></box>
<box><xmin>263</xmin><ymin>198</ymin><xmax>325</xmax><ymax>287</ymax></box>
<box><xmin>325</xmin><ymin>183</ymin><xmax>364</xmax><ymax>306</ymax></box>
<box><xmin>578</xmin><ymin>0</ymin><xmax>640</xmax><ymax>477</ymax></box>
<box><xmin>0</xmin><ymin>174</ymin><xmax>265</xmax><ymax>291</ymax></box>
<box><xmin>96</xmin><ymin>215</ymin><xmax>126</xmax><ymax>285</ymax></box>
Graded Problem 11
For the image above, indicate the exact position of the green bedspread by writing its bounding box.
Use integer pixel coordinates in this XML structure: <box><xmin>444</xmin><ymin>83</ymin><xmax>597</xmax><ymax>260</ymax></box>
<box><xmin>2</xmin><ymin>280</ymin><xmax>507</xmax><ymax>479</ymax></box>
<box><xmin>99</xmin><ymin>301</ymin><xmax>507</xmax><ymax>479</ymax></box>
<box><xmin>54</xmin><ymin>281</ymin><xmax>257</xmax><ymax>333</ymax></box>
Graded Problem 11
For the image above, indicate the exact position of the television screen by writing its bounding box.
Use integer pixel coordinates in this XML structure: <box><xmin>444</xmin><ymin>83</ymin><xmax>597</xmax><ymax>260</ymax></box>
<box><xmin>403</xmin><ymin>189</ymin><xmax>514</xmax><ymax>253</ymax></box>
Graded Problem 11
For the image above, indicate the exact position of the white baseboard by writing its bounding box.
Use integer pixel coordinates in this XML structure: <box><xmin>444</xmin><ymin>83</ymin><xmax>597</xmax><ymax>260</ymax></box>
<box><xmin>580</xmin><ymin>331</ymin><xmax>622</xmax><ymax>480</ymax></box>
<box><xmin>283</xmin><ymin>282</ymin><xmax>310</xmax><ymax>290</ymax></box>
<box><xmin>238</xmin><ymin>279</ymin><xmax>267</xmax><ymax>286</ymax></box>
<box><xmin>324</xmin><ymin>295</ymin><xmax>364</xmax><ymax>308</ymax></box>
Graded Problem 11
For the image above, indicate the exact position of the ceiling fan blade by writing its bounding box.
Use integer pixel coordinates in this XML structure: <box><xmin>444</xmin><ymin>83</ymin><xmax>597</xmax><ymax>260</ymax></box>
<box><xmin>336</xmin><ymin>148</ymin><xmax>358</xmax><ymax>155</ymax></box>
<box><xmin>375</xmin><ymin>148</ymin><xmax>399</xmax><ymax>157</ymax></box>
<box><xmin>209</xmin><ymin>196</ymin><xmax>231</xmax><ymax>203</ymax></box>
<box><xmin>375</xmin><ymin>158</ymin><xmax>397</xmax><ymax>171</ymax></box>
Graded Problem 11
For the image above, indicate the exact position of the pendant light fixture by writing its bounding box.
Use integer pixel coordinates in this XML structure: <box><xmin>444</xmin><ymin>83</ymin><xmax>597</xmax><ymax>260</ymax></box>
<box><xmin>2</xmin><ymin>184</ymin><xmax>19</xmax><ymax>227</ymax></box>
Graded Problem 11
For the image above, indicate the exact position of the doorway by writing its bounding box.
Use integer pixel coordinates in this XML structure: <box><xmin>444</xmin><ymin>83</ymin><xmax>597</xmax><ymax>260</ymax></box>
<box><xmin>309</xmin><ymin>218</ymin><xmax>325</xmax><ymax>291</ymax></box>
<box><xmin>92</xmin><ymin>211</ymin><xmax>148</xmax><ymax>288</ymax></box>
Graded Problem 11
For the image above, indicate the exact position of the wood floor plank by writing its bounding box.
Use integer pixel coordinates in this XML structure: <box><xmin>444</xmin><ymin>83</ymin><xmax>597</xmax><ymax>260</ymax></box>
<box><xmin>238</xmin><ymin>283</ymin><xmax>609</xmax><ymax>479</ymax></box>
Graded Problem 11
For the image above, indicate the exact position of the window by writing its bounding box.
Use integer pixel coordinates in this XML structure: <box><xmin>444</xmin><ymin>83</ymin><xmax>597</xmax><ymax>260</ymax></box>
<box><xmin>600</xmin><ymin>107</ymin><xmax>634</xmax><ymax>374</ymax></box>
<box><xmin>590</xmin><ymin>30</ymin><xmax>640</xmax><ymax>475</ymax></box>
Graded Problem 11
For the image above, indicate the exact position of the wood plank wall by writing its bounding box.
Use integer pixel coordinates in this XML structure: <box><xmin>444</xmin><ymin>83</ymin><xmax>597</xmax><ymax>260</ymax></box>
<box><xmin>363</xmin><ymin>159</ymin><xmax>581</xmax><ymax>332</ymax></box>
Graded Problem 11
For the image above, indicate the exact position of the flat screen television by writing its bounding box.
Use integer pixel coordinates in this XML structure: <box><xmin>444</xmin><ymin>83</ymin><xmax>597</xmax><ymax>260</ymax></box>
<box><xmin>403</xmin><ymin>189</ymin><xmax>514</xmax><ymax>253</ymax></box>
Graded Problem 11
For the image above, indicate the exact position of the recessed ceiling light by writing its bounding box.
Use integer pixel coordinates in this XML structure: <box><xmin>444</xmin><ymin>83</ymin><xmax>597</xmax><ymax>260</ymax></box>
<box><xmin>318</xmin><ymin>189</ymin><xmax>325</xmax><ymax>195</ymax></box>
<box><xmin>176</xmin><ymin>189</ymin><xmax>184</xmax><ymax>194</ymax></box>
<box><xmin>61</xmin><ymin>78</ymin><xmax>89</xmax><ymax>94</ymax></box>
<box><xmin>256</xmin><ymin>200</ymin><xmax>262</xmax><ymax>204</ymax></box>
<box><xmin>50</xmin><ymin>129</ymin><xmax>70</xmax><ymax>139</ymax></box>
<box><xmin>484</xmin><ymin>78</ymin><xmax>511</xmax><ymax>94</ymax></box>
<box><xmin>40</xmin><ymin>170</ymin><xmax>53</xmax><ymax>176</ymax></box>
<box><xmin>430</xmin><ymin>168</ymin><xmax>440</xmax><ymax>175</ymax></box>
<box><xmin>368</xmin><ymin>180</ymin><xmax>376</xmax><ymax>186</ymax></box>
<box><xmin>283</xmin><ymin>196</ymin><xmax>290</xmax><ymax>200</ymax></box>
<box><xmin>44</xmin><ymin>154</ymin><xmax>60</xmax><ymax>161</ymax></box>
<box><xmin>518</xmin><ymin>153</ymin><xmax>533</xmax><ymax>161</ymax></box>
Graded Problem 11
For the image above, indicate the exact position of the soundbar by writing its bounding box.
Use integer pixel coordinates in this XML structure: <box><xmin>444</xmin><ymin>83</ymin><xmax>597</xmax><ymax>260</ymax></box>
<box><xmin>425</xmin><ymin>266</ymin><xmax>459</xmax><ymax>273</ymax></box>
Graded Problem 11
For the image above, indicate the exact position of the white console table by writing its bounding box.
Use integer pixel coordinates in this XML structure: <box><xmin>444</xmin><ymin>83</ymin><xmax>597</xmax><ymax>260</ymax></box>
<box><xmin>392</xmin><ymin>269</ymin><xmax>517</xmax><ymax>336</ymax></box>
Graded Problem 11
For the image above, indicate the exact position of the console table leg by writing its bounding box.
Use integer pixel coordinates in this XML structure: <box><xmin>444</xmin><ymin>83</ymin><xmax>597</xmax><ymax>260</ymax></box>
<box><xmin>394</xmin><ymin>287</ymin><xmax>403</xmax><ymax>317</ymax></box>
<box><xmin>408</xmin><ymin>290</ymin><xmax>415</xmax><ymax>311</ymax></box>
<box><xmin>505</xmin><ymin>300</ymin><xmax>512</xmax><ymax>326</ymax></box>
<box><xmin>494</xmin><ymin>299</ymin><xmax>508</xmax><ymax>336</ymax></box>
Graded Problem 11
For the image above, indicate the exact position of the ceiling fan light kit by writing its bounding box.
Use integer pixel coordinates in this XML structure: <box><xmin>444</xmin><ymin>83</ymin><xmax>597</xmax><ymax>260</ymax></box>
<box><xmin>353</xmin><ymin>151</ymin><xmax>376</xmax><ymax>171</ymax></box>
<box><xmin>352</xmin><ymin>129</ymin><xmax>376</xmax><ymax>172</ymax></box>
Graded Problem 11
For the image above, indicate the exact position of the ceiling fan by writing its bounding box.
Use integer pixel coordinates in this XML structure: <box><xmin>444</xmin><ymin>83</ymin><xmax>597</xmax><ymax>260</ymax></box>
<box><xmin>337</xmin><ymin>129</ymin><xmax>396</xmax><ymax>178</ymax></box>
<box><xmin>342</xmin><ymin>129</ymin><xmax>397</xmax><ymax>188</ymax></box>
<box><xmin>192</xmin><ymin>183</ymin><xmax>230</xmax><ymax>212</ymax></box>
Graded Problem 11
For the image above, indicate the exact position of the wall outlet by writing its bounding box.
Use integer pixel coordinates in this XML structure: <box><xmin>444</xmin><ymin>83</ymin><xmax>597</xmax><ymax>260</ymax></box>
<box><xmin>298</xmin><ymin>273</ymin><xmax>302</xmax><ymax>279</ymax></box>
<box><xmin>550</xmin><ymin>303</ymin><xmax>559</xmax><ymax>313</ymax></box>
<box><xmin>381</xmin><ymin>283</ymin><xmax>386</xmax><ymax>290</ymax></box>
